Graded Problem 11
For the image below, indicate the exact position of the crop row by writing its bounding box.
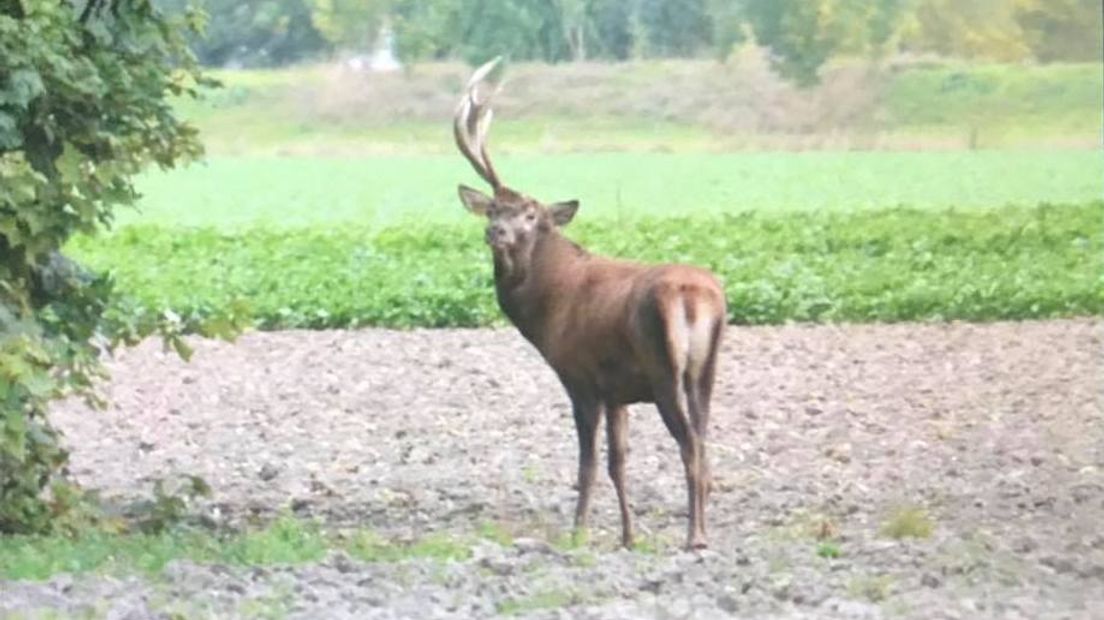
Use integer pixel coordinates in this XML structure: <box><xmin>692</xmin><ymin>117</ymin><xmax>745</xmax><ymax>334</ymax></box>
<box><xmin>69</xmin><ymin>202</ymin><xmax>1102</xmax><ymax>330</ymax></box>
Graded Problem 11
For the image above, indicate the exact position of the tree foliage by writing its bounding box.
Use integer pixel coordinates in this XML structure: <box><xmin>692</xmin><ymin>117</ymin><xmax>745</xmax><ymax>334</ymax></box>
<box><xmin>635</xmin><ymin>0</ymin><xmax>713</xmax><ymax>57</ymax></box>
<box><xmin>310</xmin><ymin>0</ymin><xmax>389</xmax><ymax>52</ymax></box>
<box><xmin>0</xmin><ymin>0</ymin><xmax>243</xmax><ymax>534</ymax></box>
<box><xmin>734</xmin><ymin>0</ymin><xmax>1099</xmax><ymax>85</ymax></box>
<box><xmin>739</xmin><ymin>0</ymin><xmax>912</xmax><ymax>85</ymax></box>
<box><xmin>156</xmin><ymin>0</ymin><xmax>330</xmax><ymax>67</ymax></box>
<box><xmin>901</xmin><ymin>0</ymin><xmax>1034</xmax><ymax>61</ymax></box>
<box><xmin>148</xmin><ymin>0</ymin><xmax>1101</xmax><ymax>85</ymax></box>
<box><xmin>1012</xmin><ymin>0</ymin><xmax>1102</xmax><ymax>62</ymax></box>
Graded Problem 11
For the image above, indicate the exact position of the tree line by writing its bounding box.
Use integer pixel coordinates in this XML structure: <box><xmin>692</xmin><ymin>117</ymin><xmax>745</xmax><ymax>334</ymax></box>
<box><xmin>157</xmin><ymin>0</ymin><xmax>1102</xmax><ymax>83</ymax></box>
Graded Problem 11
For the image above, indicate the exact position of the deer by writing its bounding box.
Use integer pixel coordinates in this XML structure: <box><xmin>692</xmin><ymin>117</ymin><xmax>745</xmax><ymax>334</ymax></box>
<box><xmin>453</xmin><ymin>59</ymin><xmax>727</xmax><ymax>550</ymax></box>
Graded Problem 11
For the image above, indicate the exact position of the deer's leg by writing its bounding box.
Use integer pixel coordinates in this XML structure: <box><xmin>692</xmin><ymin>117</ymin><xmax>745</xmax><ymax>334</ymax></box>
<box><xmin>570</xmin><ymin>394</ymin><xmax>602</xmax><ymax>537</ymax></box>
<box><xmin>606</xmin><ymin>404</ymin><xmax>633</xmax><ymax>548</ymax></box>
<box><xmin>684</xmin><ymin>381</ymin><xmax>710</xmax><ymax>537</ymax></box>
<box><xmin>654</xmin><ymin>378</ymin><xmax>707</xmax><ymax>550</ymax></box>
<box><xmin>690</xmin><ymin>320</ymin><xmax>722</xmax><ymax>503</ymax></box>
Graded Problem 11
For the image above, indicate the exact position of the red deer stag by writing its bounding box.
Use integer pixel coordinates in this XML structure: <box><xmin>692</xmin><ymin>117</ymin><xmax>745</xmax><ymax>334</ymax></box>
<box><xmin>453</xmin><ymin>59</ymin><xmax>726</xmax><ymax>550</ymax></box>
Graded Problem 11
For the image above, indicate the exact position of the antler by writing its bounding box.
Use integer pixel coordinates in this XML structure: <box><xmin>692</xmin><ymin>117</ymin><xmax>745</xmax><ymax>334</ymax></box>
<box><xmin>454</xmin><ymin>57</ymin><xmax>503</xmax><ymax>190</ymax></box>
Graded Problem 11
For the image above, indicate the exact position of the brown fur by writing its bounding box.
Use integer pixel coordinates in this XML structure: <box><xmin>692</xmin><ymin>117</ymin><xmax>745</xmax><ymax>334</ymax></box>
<box><xmin>454</xmin><ymin>59</ymin><xmax>726</xmax><ymax>550</ymax></box>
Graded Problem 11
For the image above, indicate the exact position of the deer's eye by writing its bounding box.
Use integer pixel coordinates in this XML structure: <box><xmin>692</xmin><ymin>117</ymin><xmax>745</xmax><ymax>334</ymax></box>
<box><xmin>525</xmin><ymin>213</ymin><xmax>537</xmax><ymax>222</ymax></box>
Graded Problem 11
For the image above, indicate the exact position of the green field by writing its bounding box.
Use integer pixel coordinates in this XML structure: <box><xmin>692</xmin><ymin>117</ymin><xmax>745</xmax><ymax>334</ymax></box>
<box><xmin>122</xmin><ymin>151</ymin><xmax>1104</xmax><ymax>229</ymax></box>
<box><xmin>68</xmin><ymin>61</ymin><xmax>1104</xmax><ymax>330</ymax></box>
<box><xmin>72</xmin><ymin>202</ymin><xmax>1103</xmax><ymax>329</ymax></box>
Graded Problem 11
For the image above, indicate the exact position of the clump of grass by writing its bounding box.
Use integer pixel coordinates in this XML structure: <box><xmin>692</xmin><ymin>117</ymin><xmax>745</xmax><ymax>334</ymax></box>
<box><xmin>234</xmin><ymin>586</ymin><xmax>296</xmax><ymax>620</ymax></box>
<box><xmin>553</xmin><ymin>528</ymin><xmax>589</xmax><ymax>551</ymax></box>
<box><xmin>477</xmin><ymin>522</ymin><xmax>515</xmax><ymax>546</ymax></box>
<box><xmin>521</xmin><ymin>464</ymin><xmax>540</xmax><ymax>484</ymax></box>
<box><xmin>816</xmin><ymin>542</ymin><xmax>842</xmax><ymax>559</ymax></box>
<box><xmin>568</xmin><ymin>549</ymin><xmax>598</xmax><ymax>568</ymax></box>
<box><xmin>0</xmin><ymin>530</ymin><xmax>194</xmax><ymax>580</ymax></box>
<box><xmin>219</xmin><ymin>516</ymin><xmax>328</xmax><ymax>565</ymax></box>
<box><xmin>345</xmin><ymin>531</ymin><xmax>471</xmax><ymax>563</ymax></box>
<box><xmin>0</xmin><ymin>515</ymin><xmax>325</xmax><ymax>581</ymax></box>
<box><xmin>0</xmin><ymin>517</ymin><xmax>483</xmax><ymax>581</ymax></box>
<box><xmin>498</xmin><ymin>590</ymin><xmax>576</xmax><ymax>615</ymax></box>
<box><xmin>881</xmin><ymin>506</ymin><xmax>935</xmax><ymax>540</ymax></box>
<box><xmin>848</xmin><ymin>574</ymin><xmax>894</xmax><ymax>602</ymax></box>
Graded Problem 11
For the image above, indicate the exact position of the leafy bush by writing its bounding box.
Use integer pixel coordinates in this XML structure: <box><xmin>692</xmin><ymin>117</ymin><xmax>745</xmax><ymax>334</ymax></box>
<box><xmin>0</xmin><ymin>1</ymin><xmax>240</xmax><ymax>534</ymax></box>
<box><xmin>69</xmin><ymin>202</ymin><xmax>1103</xmax><ymax>330</ymax></box>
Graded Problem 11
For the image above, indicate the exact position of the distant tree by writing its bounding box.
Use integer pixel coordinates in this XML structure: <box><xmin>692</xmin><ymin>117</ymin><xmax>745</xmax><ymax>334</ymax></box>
<box><xmin>156</xmin><ymin>0</ymin><xmax>330</xmax><ymax>66</ymax></box>
<box><xmin>899</xmin><ymin>0</ymin><xmax>1032</xmax><ymax>61</ymax></box>
<box><xmin>391</xmin><ymin>0</ymin><xmax>590</xmax><ymax>64</ymax></box>
<box><xmin>636</xmin><ymin>0</ymin><xmax>713</xmax><ymax>57</ymax></box>
<box><xmin>708</xmin><ymin>0</ymin><xmax>746</xmax><ymax>61</ymax></box>
<box><xmin>389</xmin><ymin>0</ymin><xmax>648</xmax><ymax>64</ymax></box>
<box><xmin>741</xmin><ymin>0</ymin><xmax>910</xmax><ymax>85</ymax></box>
<box><xmin>1015</xmin><ymin>0</ymin><xmax>1104</xmax><ymax>62</ymax></box>
<box><xmin>449</xmin><ymin>0</ymin><xmax>569</xmax><ymax>64</ymax></box>
<box><xmin>560</xmin><ymin>0</ymin><xmax>588</xmax><ymax>60</ymax></box>
<box><xmin>162</xmin><ymin>0</ymin><xmax>1104</xmax><ymax>69</ymax></box>
<box><xmin>391</xmin><ymin>0</ymin><xmax>461</xmax><ymax>61</ymax></box>
<box><xmin>310</xmin><ymin>0</ymin><xmax>390</xmax><ymax>53</ymax></box>
<box><xmin>585</xmin><ymin>0</ymin><xmax>633</xmax><ymax>60</ymax></box>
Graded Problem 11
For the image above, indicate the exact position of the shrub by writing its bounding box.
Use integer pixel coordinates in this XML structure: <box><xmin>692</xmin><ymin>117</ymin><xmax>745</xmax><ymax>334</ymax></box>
<box><xmin>0</xmin><ymin>0</ymin><xmax>241</xmax><ymax>533</ymax></box>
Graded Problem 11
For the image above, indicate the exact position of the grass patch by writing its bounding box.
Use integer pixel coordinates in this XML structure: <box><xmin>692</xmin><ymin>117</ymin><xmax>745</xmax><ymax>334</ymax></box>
<box><xmin>118</xmin><ymin>151</ymin><xmax>1104</xmax><ymax>229</ymax></box>
<box><xmin>345</xmin><ymin>531</ymin><xmax>472</xmax><ymax>563</ymax></box>
<box><xmin>848</xmin><ymin>574</ymin><xmax>895</xmax><ymax>603</ymax></box>
<box><xmin>0</xmin><ymin>518</ymin><xmax>485</xmax><ymax>581</ymax></box>
<box><xmin>0</xmin><ymin>516</ymin><xmax>324</xmax><ymax>581</ymax></box>
<box><xmin>0</xmin><ymin>530</ymin><xmax>207</xmax><ymax>580</ymax></box>
<box><xmin>218</xmin><ymin>517</ymin><xmax>329</xmax><ymax>565</ymax></box>
<box><xmin>498</xmin><ymin>589</ymin><xmax>577</xmax><ymax>615</ymax></box>
<box><xmin>885</xmin><ymin>63</ymin><xmax>1104</xmax><ymax>142</ymax></box>
<box><xmin>881</xmin><ymin>507</ymin><xmax>936</xmax><ymax>540</ymax></box>
<box><xmin>70</xmin><ymin>202</ymin><xmax>1104</xmax><ymax>329</ymax></box>
<box><xmin>816</xmin><ymin>542</ymin><xmax>843</xmax><ymax>559</ymax></box>
<box><xmin>631</xmin><ymin>534</ymin><xmax>673</xmax><ymax>555</ymax></box>
<box><xmin>551</xmin><ymin>528</ymin><xmax>590</xmax><ymax>552</ymax></box>
<box><xmin>235</xmin><ymin>587</ymin><xmax>296</xmax><ymax>620</ymax></box>
<box><xmin>477</xmin><ymin>522</ymin><xmax>516</xmax><ymax>547</ymax></box>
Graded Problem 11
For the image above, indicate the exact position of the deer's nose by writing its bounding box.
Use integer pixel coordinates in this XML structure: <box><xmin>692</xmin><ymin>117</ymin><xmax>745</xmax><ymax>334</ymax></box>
<box><xmin>486</xmin><ymin>224</ymin><xmax>506</xmax><ymax>243</ymax></box>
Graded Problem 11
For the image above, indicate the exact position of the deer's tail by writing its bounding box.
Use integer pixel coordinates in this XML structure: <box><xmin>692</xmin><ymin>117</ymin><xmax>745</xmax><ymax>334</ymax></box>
<box><xmin>664</xmin><ymin>284</ymin><xmax>725</xmax><ymax>391</ymax></box>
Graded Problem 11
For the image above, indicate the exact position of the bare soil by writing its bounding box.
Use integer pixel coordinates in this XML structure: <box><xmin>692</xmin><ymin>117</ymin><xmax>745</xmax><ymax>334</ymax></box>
<box><xmin>4</xmin><ymin>319</ymin><xmax>1103</xmax><ymax>619</ymax></box>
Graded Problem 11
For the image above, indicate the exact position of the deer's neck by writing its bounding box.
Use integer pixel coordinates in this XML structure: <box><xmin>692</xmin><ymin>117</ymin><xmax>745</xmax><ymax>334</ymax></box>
<box><xmin>493</xmin><ymin>231</ymin><xmax>586</xmax><ymax>347</ymax></box>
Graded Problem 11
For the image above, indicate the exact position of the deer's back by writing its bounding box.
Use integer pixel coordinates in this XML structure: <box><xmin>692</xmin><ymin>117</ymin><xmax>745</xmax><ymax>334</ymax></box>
<box><xmin>536</xmin><ymin>256</ymin><xmax>725</xmax><ymax>403</ymax></box>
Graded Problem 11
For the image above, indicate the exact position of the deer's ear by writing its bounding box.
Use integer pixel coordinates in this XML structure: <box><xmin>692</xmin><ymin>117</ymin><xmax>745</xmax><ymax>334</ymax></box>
<box><xmin>549</xmin><ymin>200</ymin><xmax>579</xmax><ymax>227</ymax></box>
<box><xmin>458</xmin><ymin>185</ymin><xmax>493</xmax><ymax>216</ymax></box>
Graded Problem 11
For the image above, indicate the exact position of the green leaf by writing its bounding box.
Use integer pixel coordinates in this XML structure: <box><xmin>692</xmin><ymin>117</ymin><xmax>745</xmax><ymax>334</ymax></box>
<box><xmin>169</xmin><ymin>336</ymin><xmax>193</xmax><ymax>362</ymax></box>
<box><xmin>20</xmin><ymin>372</ymin><xmax>55</xmax><ymax>399</ymax></box>
<box><xmin>0</xmin><ymin>111</ymin><xmax>20</xmax><ymax>150</ymax></box>
<box><xmin>0</xmin><ymin>68</ymin><xmax>45</xmax><ymax>109</ymax></box>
